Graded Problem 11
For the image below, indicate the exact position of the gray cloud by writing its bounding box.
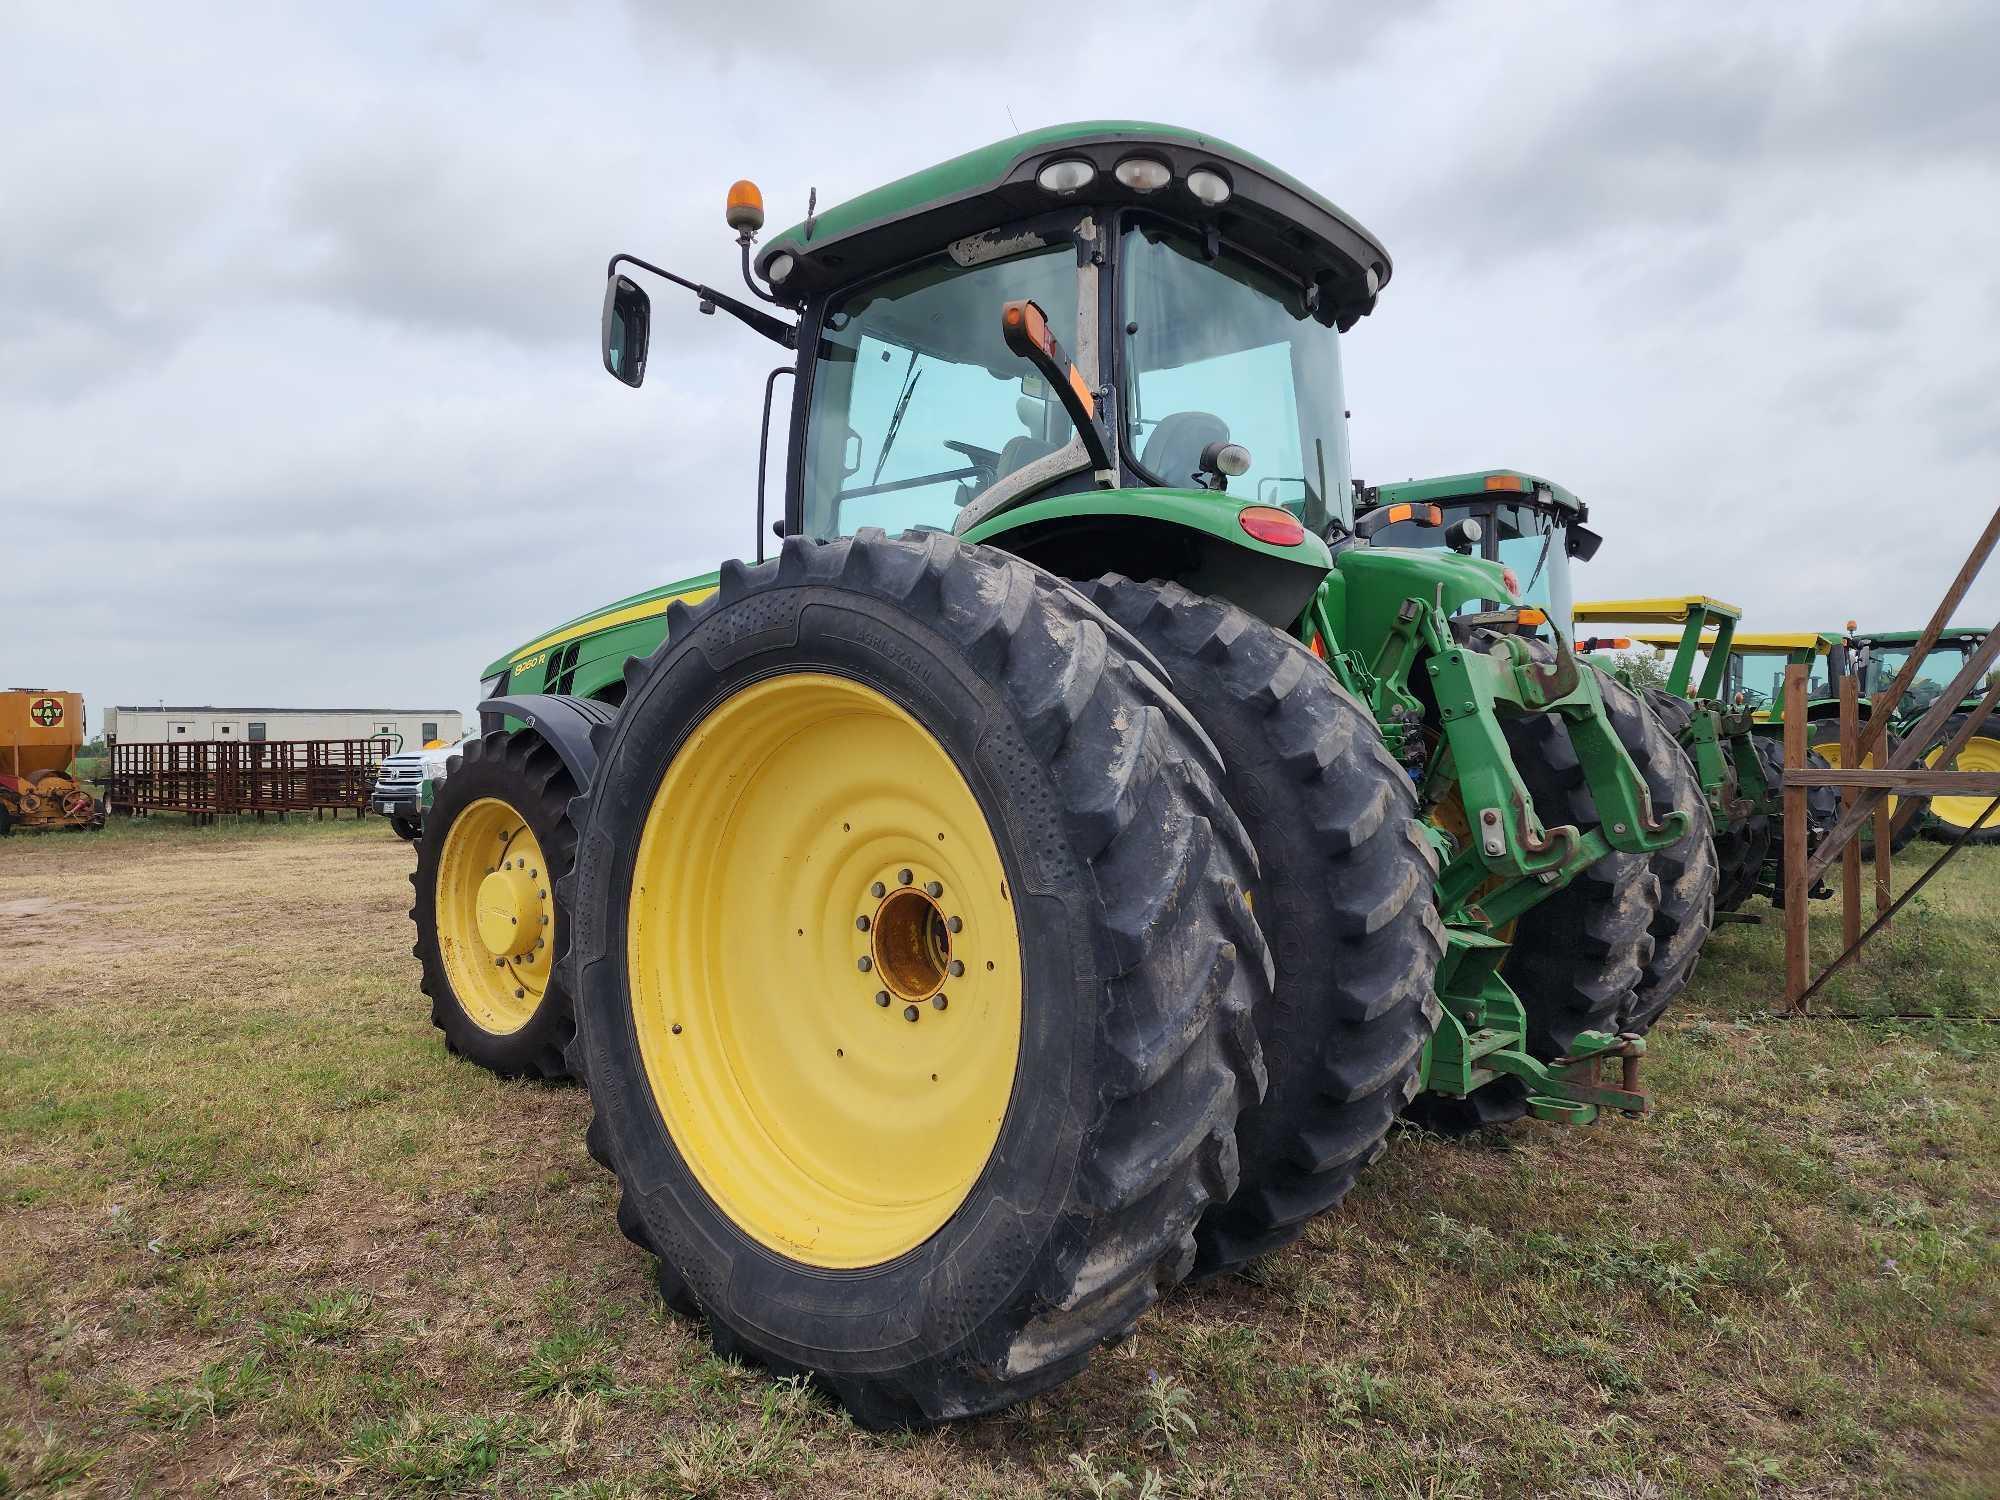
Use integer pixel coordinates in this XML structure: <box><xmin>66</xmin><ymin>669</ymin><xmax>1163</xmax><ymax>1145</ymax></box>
<box><xmin>6</xmin><ymin>0</ymin><xmax>1997</xmax><ymax>736</ymax></box>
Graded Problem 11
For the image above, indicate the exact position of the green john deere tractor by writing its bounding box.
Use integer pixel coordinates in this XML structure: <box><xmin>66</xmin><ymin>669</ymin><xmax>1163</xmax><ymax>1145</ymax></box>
<box><xmin>1696</xmin><ymin>630</ymin><xmax>1927</xmax><ymax>856</ymax></box>
<box><xmin>1842</xmin><ymin>625</ymin><xmax>1997</xmax><ymax>845</ymax></box>
<box><xmin>1358</xmin><ymin>472</ymin><xmax>1720</xmax><ymax>1020</ymax></box>
<box><xmin>409</xmin><ymin>123</ymin><xmax>1699</xmax><ymax>1426</ymax></box>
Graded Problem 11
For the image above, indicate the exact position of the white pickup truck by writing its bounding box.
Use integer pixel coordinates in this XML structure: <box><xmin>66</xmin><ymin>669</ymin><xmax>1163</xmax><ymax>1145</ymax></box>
<box><xmin>370</xmin><ymin>739</ymin><xmax>467</xmax><ymax>842</ymax></box>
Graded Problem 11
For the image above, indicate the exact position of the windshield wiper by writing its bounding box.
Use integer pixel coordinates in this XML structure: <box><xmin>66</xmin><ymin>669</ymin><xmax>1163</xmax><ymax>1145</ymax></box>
<box><xmin>1522</xmin><ymin>526</ymin><xmax>1556</xmax><ymax>601</ymax></box>
<box><xmin>871</xmin><ymin>351</ymin><xmax>925</xmax><ymax>486</ymax></box>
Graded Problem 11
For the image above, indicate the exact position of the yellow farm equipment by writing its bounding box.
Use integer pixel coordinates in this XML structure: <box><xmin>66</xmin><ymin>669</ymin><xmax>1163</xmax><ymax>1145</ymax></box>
<box><xmin>1</xmin><ymin>690</ymin><xmax>103</xmax><ymax>834</ymax></box>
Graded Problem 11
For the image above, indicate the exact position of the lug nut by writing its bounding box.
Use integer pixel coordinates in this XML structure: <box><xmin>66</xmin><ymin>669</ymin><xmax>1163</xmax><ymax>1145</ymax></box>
<box><xmin>947</xmin><ymin>915</ymin><xmax>962</xmax><ymax>933</ymax></box>
<box><xmin>925</xmin><ymin>880</ymin><xmax>942</xmax><ymax>898</ymax></box>
<box><xmin>855</xmin><ymin>915</ymin><xmax>870</xmax><ymax>932</ymax></box>
<box><xmin>871</xmin><ymin>881</ymin><xmax>886</xmax><ymax>898</ymax></box>
<box><xmin>898</xmin><ymin>868</ymin><xmax>913</xmax><ymax>885</ymax></box>
<box><xmin>875</xmin><ymin>990</ymin><xmax>890</xmax><ymax>1007</ymax></box>
<box><xmin>903</xmin><ymin>1005</ymin><xmax>920</xmax><ymax>1022</ymax></box>
<box><xmin>948</xmin><ymin>960</ymin><xmax>964</xmax><ymax>977</ymax></box>
<box><xmin>932</xmin><ymin>993</ymin><xmax>948</xmax><ymax>1011</ymax></box>
<box><xmin>494</xmin><ymin>957</ymin><xmax>505</xmax><ymax>968</ymax></box>
<box><xmin>671</xmin><ymin>1023</ymin><xmax>682</xmax><ymax>1035</ymax></box>
<box><xmin>514</xmin><ymin>988</ymin><xmax>525</xmax><ymax>999</ymax></box>
<box><xmin>857</xmin><ymin>955</ymin><xmax>872</xmax><ymax>972</ymax></box>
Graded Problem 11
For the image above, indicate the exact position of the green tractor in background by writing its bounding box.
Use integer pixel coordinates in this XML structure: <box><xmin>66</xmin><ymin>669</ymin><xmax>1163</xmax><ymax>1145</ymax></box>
<box><xmin>407</xmin><ymin>124</ymin><xmax>1706</xmax><ymax>1426</ymax></box>
<box><xmin>1355</xmin><ymin>475</ymin><xmax>1867</xmax><ymax>918</ymax></box>
<box><xmin>1683</xmin><ymin>630</ymin><xmax>1927</xmax><ymax>856</ymax></box>
<box><xmin>1843</xmin><ymin>625</ymin><xmax>1996</xmax><ymax>845</ymax></box>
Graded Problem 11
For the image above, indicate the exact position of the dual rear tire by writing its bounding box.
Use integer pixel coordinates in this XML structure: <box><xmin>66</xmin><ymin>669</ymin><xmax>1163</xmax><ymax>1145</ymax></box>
<box><xmin>564</xmin><ymin>534</ymin><xmax>1272</xmax><ymax>1426</ymax></box>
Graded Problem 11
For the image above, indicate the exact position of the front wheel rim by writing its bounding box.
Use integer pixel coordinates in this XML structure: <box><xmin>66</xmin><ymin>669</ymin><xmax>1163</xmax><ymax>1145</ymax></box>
<box><xmin>435</xmin><ymin>796</ymin><xmax>555</xmax><ymax>1034</ymax></box>
<box><xmin>627</xmin><ymin>672</ymin><xmax>1024</xmax><ymax>1270</ymax></box>
<box><xmin>1926</xmin><ymin>734</ymin><xmax>2000</xmax><ymax>828</ymax></box>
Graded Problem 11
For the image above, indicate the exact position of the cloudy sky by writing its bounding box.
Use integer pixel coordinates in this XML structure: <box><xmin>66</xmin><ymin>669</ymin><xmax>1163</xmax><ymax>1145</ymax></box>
<box><xmin>7</xmin><ymin>1</ymin><xmax>1997</xmax><ymax>733</ymax></box>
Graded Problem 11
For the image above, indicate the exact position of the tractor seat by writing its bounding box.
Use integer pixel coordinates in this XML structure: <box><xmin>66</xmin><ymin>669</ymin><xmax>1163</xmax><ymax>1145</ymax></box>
<box><xmin>1140</xmin><ymin>412</ymin><xmax>1230</xmax><ymax>488</ymax></box>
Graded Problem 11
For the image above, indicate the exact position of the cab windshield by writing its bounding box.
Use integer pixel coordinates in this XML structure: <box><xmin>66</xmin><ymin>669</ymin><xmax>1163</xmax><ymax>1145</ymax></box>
<box><xmin>800</xmin><ymin>243</ymin><xmax>1080</xmax><ymax>540</ymax></box>
<box><xmin>1728</xmin><ymin>650</ymin><xmax>1827</xmax><ymax>709</ymax></box>
<box><xmin>1120</xmin><ymin>221</ymin><xmax>1349</xmax><ymax>530</ymax></box>
<box><xmin>1861</xmin><ymin>639</ymin><xmax>1975</xmax><ymax>710</ymax></box>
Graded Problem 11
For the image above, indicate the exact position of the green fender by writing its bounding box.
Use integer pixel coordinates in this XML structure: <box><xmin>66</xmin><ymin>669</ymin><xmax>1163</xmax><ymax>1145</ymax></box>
<box><xmin>960</xmin><ymin>487</ymin><xmax>1332</xmax><ymax>627</ymax></box>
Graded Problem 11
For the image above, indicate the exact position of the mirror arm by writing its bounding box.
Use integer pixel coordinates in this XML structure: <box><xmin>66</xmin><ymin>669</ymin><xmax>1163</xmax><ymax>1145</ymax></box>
<box><xmin>998</xmin><ymin>300</ymin><xmax>1114</xmax><ymax>480</ymax></box>
<box><xmin>608</xmin><ymin>253</ymin><xmax>795</xmax><ymax>348</ymax></box>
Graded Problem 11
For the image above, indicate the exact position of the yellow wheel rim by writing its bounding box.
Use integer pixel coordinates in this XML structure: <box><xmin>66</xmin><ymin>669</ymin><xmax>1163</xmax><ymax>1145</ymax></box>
<box><xmin>1926</xmin><ymin>734</ymin><xmax>2000</xmax><ymax>829</ymax></box>
<box><xmin>628</xmin><ymin>673</ymin><xmax>1024</xmax><ymax>1270</ymax></box>
<box><xmin>1810</xmin><ymin>739</ymin><xmax>1900</xmax><ymax>822</ymax></box>
<box><xmin>435</xmin><ymin>796</ymin><xmax>555</xmax><ymax>1034</ymax></box>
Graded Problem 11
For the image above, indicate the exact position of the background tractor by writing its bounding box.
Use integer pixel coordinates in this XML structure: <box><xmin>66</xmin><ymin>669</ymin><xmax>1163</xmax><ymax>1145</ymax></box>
<box><xmin>0</xmin><ymin>690</ymin><xmax>103</xmax><ymax>835</ymax></box>
<box><xmin>413</xmin><ymin>124</ymin><xmax>1702</xmax><ymax>1425</ymax></box>
<box><xmin>1697</xmin><ymin>631</ymin><xmax>1926</xmax><ymax>855</ymax></box>
<box><xmin>1841</xmin><ymin>625</ymin><xmax>1996</xmax><ymax>845</ymax></box>
<box><xmin>1360</xmin><ymin>472</ymin><xmax>1720</xmax><ymax>1016</ymax></box>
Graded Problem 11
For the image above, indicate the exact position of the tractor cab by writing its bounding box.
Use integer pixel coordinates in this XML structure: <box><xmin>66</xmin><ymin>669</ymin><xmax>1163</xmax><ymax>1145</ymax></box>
<box><xmin>602</xmin><ymin>122</ymin><xmax>1392</xmax><ymax>625</ymax></box>
<box><xmin>1355</xmin><ymin>470</ymin><xmax>1601</xmax><ymax>632</ymax></box>
<box><xmin>1843</xmin><ymin>625</ymin><xmax>1991</xmax><ymax>719</ymax></box>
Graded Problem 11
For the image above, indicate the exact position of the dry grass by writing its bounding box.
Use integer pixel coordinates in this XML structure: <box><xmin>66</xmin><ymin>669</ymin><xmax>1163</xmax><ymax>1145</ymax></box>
<box><xmin>1</xmin><ymin>818</ymin><xmax>1994</xmax><ymax>1497</ymax></box>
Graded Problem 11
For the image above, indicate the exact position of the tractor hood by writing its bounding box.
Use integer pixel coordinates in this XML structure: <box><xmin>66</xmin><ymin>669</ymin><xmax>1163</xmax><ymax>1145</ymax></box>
<box><xmin>482</xmin><ymin>571</ymin><xmax>721</xmax><ymax>684</ymax></box>
<box><xmin>756</xmin><ymin>121</ymin><xmax>1391</xmax><ymax>331</ymax></box>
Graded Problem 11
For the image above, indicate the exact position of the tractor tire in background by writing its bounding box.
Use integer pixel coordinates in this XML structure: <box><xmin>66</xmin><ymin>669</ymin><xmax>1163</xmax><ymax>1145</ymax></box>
<box><xmin>409</xmin><ymin>730</ymin><xmax>583</xmax><ymax>1080</ymax></box>
<box><xmin>1809</xmin><ymin>723</ymin><xmax>1926</xmax><ymax>855</ymax></box>
<box><xmin>1749</xmin><ymin>734</ymin><xmax>1839</xmax><ymax>909</ymax></box>
<box><xmin>1643</xmin><ymin>686</ymin><xmax>1767</xmax><ymax>917</ymax></box>
<box><xmin>1616</xmin><ymin>680</ymin><xmax>1718</xmax><ymax>1034</ymax></box>
<box><xmin>1083</xmin><ymin>577</ymin><xmax>1442</xmax><ymax>1280</ymax></box>
<box><xmin>1490</xmin><ymin>664</ymin><xmax>1662</xmax><ymax>1059</ymax></box>
<box><xmin>1715</xmin><ymin>748</ymin><xmax>1775</xmax><ymax>913</ymax></box>
<box><xmin>563</xmin><ymin>532</ymin><xmax>1269</xmax><ymax>1429</ymax></box>
<box><xmin>1923</xmin><ymin>713</ymin><xmax>2000</xmax><ymax>844</ymax></box>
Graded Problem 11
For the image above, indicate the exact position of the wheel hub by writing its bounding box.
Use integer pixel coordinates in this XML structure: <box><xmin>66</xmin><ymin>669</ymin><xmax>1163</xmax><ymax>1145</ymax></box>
<box><xmin>476</xmin><ymin>862</ymin><xmax>542</xmax><ymax>957</ymax></box>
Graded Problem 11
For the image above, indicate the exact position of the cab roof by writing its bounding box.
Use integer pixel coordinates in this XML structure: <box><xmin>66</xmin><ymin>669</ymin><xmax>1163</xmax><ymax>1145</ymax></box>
<box><xmin>1848</xmin><ymin>625</ymin><xmax>1988</xmax><ymax>646</ymax></box>
<box><xmin>1629</xmin><ymin>630</ymin><xmax>1835</xmax><ymax>654</ymax></box>
<box><xmin>1367</xmin><ymin>469</ymin><xmax>1586</xmax><ymax>520</ymax></box>
<box><xmin>754</xmin><ymin>121</ymin><xmax>1390</xmax><ymax>329</ymax></box>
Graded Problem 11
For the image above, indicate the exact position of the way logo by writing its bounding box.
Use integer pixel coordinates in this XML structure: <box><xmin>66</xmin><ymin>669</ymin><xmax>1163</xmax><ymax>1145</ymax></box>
<box><xmin>29</xmin><ymin>697</ymin><xmax>64</xmax><ymax>729</ymax></box>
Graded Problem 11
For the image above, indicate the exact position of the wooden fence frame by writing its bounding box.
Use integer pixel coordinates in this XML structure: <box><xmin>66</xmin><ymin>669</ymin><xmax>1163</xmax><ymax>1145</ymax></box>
<box><xmin>1781</xmin><ymin>504</ymin><xmax>2000</xmax><ymax>1011</ymax></box>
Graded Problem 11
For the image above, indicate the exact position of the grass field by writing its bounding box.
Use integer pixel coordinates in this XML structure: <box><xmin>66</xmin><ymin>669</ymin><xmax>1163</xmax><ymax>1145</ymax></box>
<box><xmin>2</xmin><ymin>817</ymin><xmax>1994</xmax><ymax>1497</ymax></box>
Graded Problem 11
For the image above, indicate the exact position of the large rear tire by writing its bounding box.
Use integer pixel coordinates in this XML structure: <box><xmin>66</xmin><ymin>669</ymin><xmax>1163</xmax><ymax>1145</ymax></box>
<box><xmin>564</xmin><ymin>533</ymin><xmax>1268</xmax><ymax>1428</ymax></box>
<box><xmin>1923</xmin><ymin>714</ymin><xmax>2000</xmax><ymax>845</ymax></box>
<box><xmin>409</xmin><ymin>732</ymin><xmax>580</xmax><ymax>1080</ymax></box>
<box><xmin>1494</xmin><ymin>673</ymin><xmax>1661</xmax><ymax>1061</ymax></box>
<box><xmin>1082</xmin><ymin>577</ymin><xmax>1441</xmax><ymax>1280</ymax></box>
<box><xmin>1617</xmin><ymin>681</ymin><xmax>1718</xmax><ymax>1034</ymax></box>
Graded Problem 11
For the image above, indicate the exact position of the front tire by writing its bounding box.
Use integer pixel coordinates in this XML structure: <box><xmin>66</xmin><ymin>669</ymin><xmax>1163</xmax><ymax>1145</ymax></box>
<box><xmin>389</xmin><ymin>814</ymin><xmax>422</xmax><ymax>843</ymax></box>
<box><xmin>1082</xmin><ymin>578</ymin><xmax>1441</xmax><ymax>1280</ymax></box>
<box><xmin>565</xmin><ymin>533</ymin><xmax>1269</xmax><ymax>1428</ymax></box>
<box><xmin>409</xmin><ymin>732</ymin><xmax>580</xmax><ymax>1079</ymax></box>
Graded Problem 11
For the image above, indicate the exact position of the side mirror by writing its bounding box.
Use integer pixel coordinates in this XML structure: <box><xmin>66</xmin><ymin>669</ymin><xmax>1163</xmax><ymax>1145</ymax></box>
<box><xmin>1565</xmin><ymin>522</ymin><xmax>1603</xmax><ymax>562</ymax></box>
<box><xmin>602</xmin><ymin>274</ymin><xmax>650</xmax><ymax>387</ymax></box>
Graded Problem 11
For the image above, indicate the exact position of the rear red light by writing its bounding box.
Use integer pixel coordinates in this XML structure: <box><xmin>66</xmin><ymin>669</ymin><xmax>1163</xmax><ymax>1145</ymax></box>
<box><xmin>1501</xmin><ymin>565</ymin><xmax>1521</xmax><ymax>599</ymax></box>
<box><xmin>1238</xmin><ymin>506</ymin><xmax>1305</xmax><ymax>547</ymax></box>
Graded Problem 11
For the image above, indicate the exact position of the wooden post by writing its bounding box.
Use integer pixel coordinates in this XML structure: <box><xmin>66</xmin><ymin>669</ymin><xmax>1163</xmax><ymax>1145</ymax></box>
<box><xmin>1783</xmin><ymin>664</ymin><xmax>1810</xmax><ymax>1012</ymax></box>
<box><xmin>1872</xmin><ymin>692</ymin><xmax>1893</xmax><ymax>930</ymax></box>
<box><xmin>1840</xmin><ymin>673</ymin><xmax>1861</xmax><ymax>951</ymax></box>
